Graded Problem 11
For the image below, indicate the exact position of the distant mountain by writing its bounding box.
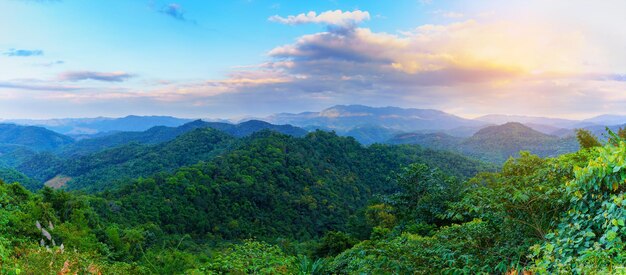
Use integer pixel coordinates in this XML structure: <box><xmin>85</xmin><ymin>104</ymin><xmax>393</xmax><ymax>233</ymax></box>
<box><xmin>3</xmin><ymin>115</ymin><xmax>193</xmax><ymax>135</ymax></box>
<box><xmin>440</xmin><ymin>125</ymin><xmax>491</xmax><ymax>137</ymax></box>
<box><xmin>524</xmin><ymin>123</ymin><xmax>567</xmax><ymax>136</ymax></box>
<box><xmin>583</xmin><ymin>115</ymin><xmax>626</xmax><ymax>126</ymax></box>
<box><xmin>0</xmin><ymin>124</ymin><xmax>74</xmax><ymax>151</ymax></box>
<box><xmin>267</xmin><ymin>105</ymin><xmax>486</xmax><ymax>133</ymax></box>
<box><xmin>476</xmin><ymin>114</ymin><xmax>584</xmax><ymax>129</ymax></box>
<box><xmin>388</xmin><ymin>122</ymin><xmax>579</xmax><ymax>164</ymax></box>
<box><xmin>202</xmin><ymin>120</ymin><xmax>308</xmax><ymax>138</ymax></box>
<box><xmin>388</xmin><ymin>132</ymin><xmax>463</xmax><ymax>150</ymax></box>
<box><xmin>61</xmin><ymin>119</ymin><xmax>307</xmax><ymax>156</ymax></box>
<box><xmin>342</xmin><ymin>125</ymin><xmax>402</xmax><ymax>145</ymax></box>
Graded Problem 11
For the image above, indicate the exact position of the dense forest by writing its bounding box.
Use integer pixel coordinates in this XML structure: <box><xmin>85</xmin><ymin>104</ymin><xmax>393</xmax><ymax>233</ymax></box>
<box><xmin>1</xmin><ymin>122</ymin><xmax>625</xmax><ymax>273</ymax></box>
<box><xmin>390</xmin><ymin>122</ymin><xmax>580</xmax><ymax>164</ymax></box>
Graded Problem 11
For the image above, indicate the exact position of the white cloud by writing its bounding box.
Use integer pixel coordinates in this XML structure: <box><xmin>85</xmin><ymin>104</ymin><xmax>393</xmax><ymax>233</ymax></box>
<box><xmin>269</xmin><ymin>10</ymin><xmax>370</xmax><ymax>27</ymax></box>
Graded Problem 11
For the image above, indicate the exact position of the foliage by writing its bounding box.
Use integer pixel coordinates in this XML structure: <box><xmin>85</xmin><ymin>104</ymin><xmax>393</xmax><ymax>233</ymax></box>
<box><xmin>328</xmin><ymin>219</ymin><xmax>508</xmax><ymax>274</ymax></box>
<box><xmin>390</xmin><ymin>122</ymin><xmax>579</xmax><ymax>164</ymax></box>
<box><xmin>313</xmin><ymin>231</ymin><xmax>357</xmax><ymax>258</ymax></box>
<box><xmin>200</xmin><ymin>240</ymin><xmax>297</xmax><ymax>274</ymax></box>
<box><xmin>530</xmin><ymin>140</ymin><xmax>626</xmax><ymax>273</ymax></box>
<box><xmin>11</xmin><ymin>124</ymin><xmax>624</xmax><ymax>273</ymax></box>
<box><xmin>0</xmin><ymin>123</ymin><xmax>73</xmax><ymax>151</ymax></box>
<box><xmin>0</xmin><ymin>168</ymin><xmax>42</xmax><ymax>191</ymax></box>
<box><xmin>390</xmin><ymin>163</ymin><xmax>463</xmax><ymax>227</ymax></box>
<box><xmin>576</xmin><ymin>128</ymin><xmax>603</xmax><ymax>149</ymax></box>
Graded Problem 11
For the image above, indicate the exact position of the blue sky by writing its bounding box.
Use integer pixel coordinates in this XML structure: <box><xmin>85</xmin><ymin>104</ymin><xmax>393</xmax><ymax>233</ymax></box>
<box><xmin>1</xmin><ymin>0</ymin><xmax>626</xmax><ymax>119</ymax></box>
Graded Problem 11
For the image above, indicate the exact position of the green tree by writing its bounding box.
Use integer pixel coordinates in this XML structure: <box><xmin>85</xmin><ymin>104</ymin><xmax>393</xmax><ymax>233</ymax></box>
<box><xmin>576</xmin><ymin>129</ymin><xmax>602</xmax><ymax>149</ymax></box>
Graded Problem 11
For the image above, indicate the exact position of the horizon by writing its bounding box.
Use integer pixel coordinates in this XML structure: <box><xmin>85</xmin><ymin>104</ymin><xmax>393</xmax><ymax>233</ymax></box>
<box><xmin>0</xmin><ymin>103</ymin><xmax>622</xmax><ymax>123</ymax></box>
<box><xmin>2</xmin><ymin>0</ymin><xmax>626</xmax><ymax>119</ymax></box>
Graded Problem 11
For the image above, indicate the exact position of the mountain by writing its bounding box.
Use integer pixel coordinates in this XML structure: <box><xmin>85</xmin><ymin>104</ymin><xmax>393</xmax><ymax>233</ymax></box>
<box><xmin>60</xmin><ymin>119</ymin><xmax>307</xmax><ymax>157</ymax></box>
<box><xmin>40</xmin><ymin>128</ymin><xmax>236</xmax><ymax>191</ymax></box>
<box><xmin>0</xmin><ymin>167</ymin><xmax>41</xmax><ymax>191</ymax></box>
<box><xmin>460</xmin><ymin>122</ymin><xmax>579</xmax><ymax>163</ymax></box>
<box><xmin>342</xmin><ymin>125</ymin><xmax>402</xmax><ymax>145</ymax></box>
<box><xmin>476</xmin><ymin>114</ymin><xmax>583</xmax><ymax>129</ymax></box>
<box><xmin>388</xmin><ymin>122</ymin><xmax>579</xmax><ymax>163</ymax></box>
<box><xmin>24</xmin><ymin>121</ymin><xmax>306</xmax><ymax>191</ymax></box>
<box><xmin>583</xmin><ymin>114</ymin><xmax>626</xmax><ymax>126</ymax></box>
<box><xmin>3</xmin><ymin>115</ymin><xmax>193</xmax><ymax>135</ymax></box>
<box><xmin>387</xmin><ymin>132</ymin><xmax>463</xmax><ymax>150</ymax></box>
<box><xmin>0</xmin><ymin>123</ymin><xmax>74</xmax><ymax>151</ymax></box>
<box><xmin>202</xmin><ymin>119</ymin><xmax>308</xmax><ymax>137</ymax></box>
<box><xmin>267</xmin><ymin>105</ymin><xmax>486</xmax><ymax>133</ymax></box>
<box><xmin>94</xmin><ymin>130</ymin><xmax>492</xmax><ymax>240</ymax></box>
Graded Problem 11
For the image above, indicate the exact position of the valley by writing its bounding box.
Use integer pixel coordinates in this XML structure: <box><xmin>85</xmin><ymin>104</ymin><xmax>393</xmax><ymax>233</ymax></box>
<box><xmin>0</xmin><ymin>104</ymin><xmax>623</xmax><ymax>273</ymax></box>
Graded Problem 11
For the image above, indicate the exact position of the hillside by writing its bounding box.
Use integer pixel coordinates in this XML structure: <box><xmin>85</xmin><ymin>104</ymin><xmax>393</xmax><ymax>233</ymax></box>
<box><xmin>342</xmin><ymin>125</ymin><xmax>402</xmax><ymax>145</ymax></box>
<box><xmin>93</xmin><ymin>130</ymin><xmax>492</xmax><ymax>240</ymax></box>
<box><xmin>60</xmin><ymin>119</ymin><xmax>307</xmax><ymax>157</ymax></box>
<box><xmin>387</xmin><ymin>132</ymin><xmax>463</xmax><ymax>150</ymax></box>
<box><xmin>476</xmin><ymin>114</ymin><xmax>583</xmax><ymax>129</ymax></box>
<box><xmin>388</xmin><ymin>122</ymin><xmax>579</xmax><ymax>163</ymax></box>
<box><xmin>267</xmin><ymin>105</ymin><xmax>486</xmax><ymax>132</ymax></box>
<box><xmin>0</xmin><ymin>123</ymin><xmax>74</xmax><ymax>151</ymax></box>
<box><xmin>4</xmin><ymin>115</ymin><xmax>192</xmax><ymax>135</ymax></box>
<box><xmin>34</xmin><ymin>128</ymin><xmax>236</xmax><ymax>191</ymax></box>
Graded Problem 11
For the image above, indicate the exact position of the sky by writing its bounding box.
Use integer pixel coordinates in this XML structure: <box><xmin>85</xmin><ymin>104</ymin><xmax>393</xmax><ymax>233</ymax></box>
<box><xmin>1</xmin><ymin>0</ymin><xmax>626</xmax><ymax>119</ymax></box>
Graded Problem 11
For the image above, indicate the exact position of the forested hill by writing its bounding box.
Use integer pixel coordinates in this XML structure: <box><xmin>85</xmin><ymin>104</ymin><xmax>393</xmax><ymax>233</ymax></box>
<box><xmin>36</xmin><ymin>128</ymin><xmax>237</xmax><ymax>191</ymax></box>
<box><xmin>21</xmin><ymin>127</ymin><xmax>490</xmax><ymax>193</ymax></box>
<box><xmin>4</xmin><ymin>125</ymin><xmax>624</xmax><ymax>273</ymax></box>
<box><xmin>0</xmin><ymin>123</ymin><xmax>73</xmax><ymax>151</ymax></box>
<box><xmin>59</xmin><ymin>119</ymin><xmax>307</xmax><ymax>157</ymax></box>
<box><xmin>93</xmin><ymin>130</ymin><xmax>491</xmax><ymax>241</ymax></box>
<box><xmin>389</xmin><ymin>122</ymin><xmax>579</xmax><ymax>163</ymax></box>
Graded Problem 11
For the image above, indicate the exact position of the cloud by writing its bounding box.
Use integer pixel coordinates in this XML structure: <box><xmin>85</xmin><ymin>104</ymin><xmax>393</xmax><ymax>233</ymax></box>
<box><xmin>58</xmin><ymin>71</ymin><xmax>135</xmax><ymax>82</ymax></box>
<box><xmin>432</xmin><ymin>10</ymin><xmax>464</xmax><ymax>18</ymax></box>
<box><xmin>4</xmin><ymin>49</ymin><xmax>43</xmax><ymax>57</ymax></box>
<box><xmin>269</xmin><ymin>10</ymin><xmax>370</xmax><ymax>27</ymax></box>
<box><xmin>136</xmin><ymin>19</ymin><xmax>597</xmax><ymax>117</ymax></box>
<box><xmin>37</xmin><ymin>60</ymin><xmax>64</xmax><ymax>67</ymax></box>
<box><xmin>266</xmin><ymin>21</ymin><xmax>532</xmax><ymax>87</ymax></box>
<box><xmin>0</xmin><ymin>80</ymin><xmax>81</xmax><ymax>92</ymax></box>
<box><xmin>159</xmin><ymin>3</ymin><xmax>187</xmax><ymax>21</ymax></box>
<box><xmin>5</xmin><ymin>2</ymin><xmax>626</xmax><ymax>119</ymax></box>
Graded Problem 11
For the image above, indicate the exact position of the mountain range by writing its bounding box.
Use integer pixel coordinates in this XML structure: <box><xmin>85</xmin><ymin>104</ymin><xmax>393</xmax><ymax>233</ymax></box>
<box><xmin>264</xmin><ymin>105</ymin><xmax>626</xmax><ymax>144</ymax></box>
<box><xmin>0</xmin><ymin>115</ymin><xmax>193</xmax><ymax>137</ymax></box>
<box><xmin>1</xmin><ymin>104</ymin><xmax>624</xmax><ymax>172</ymax></box>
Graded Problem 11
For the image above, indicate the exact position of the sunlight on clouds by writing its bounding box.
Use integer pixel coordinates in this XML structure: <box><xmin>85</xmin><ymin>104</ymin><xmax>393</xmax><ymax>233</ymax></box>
<box><xmin>3</xmin><ymin>2</ymin><xmax>626</xmax><ymax>118</ymax></box>
<box><xmin>269</xmin><ymin>10</ymin><xmax>370</xmax><ymax>27</ymax></box>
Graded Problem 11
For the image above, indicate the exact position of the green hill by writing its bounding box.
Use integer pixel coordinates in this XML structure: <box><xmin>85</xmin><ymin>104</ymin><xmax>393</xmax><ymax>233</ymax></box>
<box><xmin>388</xmin><ymin>122</ymin><xmax>579</xmax><ymax>163</ymax></box>
<box><xmin>41</xmin><ymin>128</ymin><xmax>236</xmax><ymax>191</ymax></box>
<box><xmin>60</xmin><ymin>119</ymin><xmax>306</xmax><ymax>157</ymax></box>
<box><xmin>93</xmin><ymin>130</ymin><xmax>491</xmax><ymax>240</ymax></box>
<box><xmin>0</xmin><ymin>123</ymin><xmax>73</xmax><ymax>151</ymax></box>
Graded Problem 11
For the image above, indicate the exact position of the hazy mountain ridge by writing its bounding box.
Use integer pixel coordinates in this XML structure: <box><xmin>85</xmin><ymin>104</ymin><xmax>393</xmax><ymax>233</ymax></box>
<box><xmin>60</xmin><ymin>119</ymin><xmax>307</xmax><ymax>157</ymax></box>
<box><xmin>267</xmin><ymin>105</ymin><xmax>626</xmax><ymax>144</ymax></box>
<box><xmin>1</xmin><ymin>115</ymin><xmax>193</xmax><ymax>136</ymax></box>
<box><xmin>267</xmin><ymin>105</ymin><xmax>487</xmax><ymax>132</ymax></box>
<box><xmin>389</xmin><ymin>122</ymin><xmax>579</xmax><ymax>163</ymax></box>
<box><xmin>0</xmin><ymin>123</ymin><xmax>74</xmax><ymax>151</ymax></box>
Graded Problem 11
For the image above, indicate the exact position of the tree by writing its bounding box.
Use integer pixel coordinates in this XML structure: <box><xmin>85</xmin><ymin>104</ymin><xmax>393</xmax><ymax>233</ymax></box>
<box><xmin>576</xmin><ymin>129</ymin><xmax>602</xmax><ymax>149</ymax></box>
<box><xmin>390</xmin><ymin>163</ymin><xmax>462</xmax><ymax>227</ymax></box>
<box><xmin>618</xmin><ymin>127</ymin><xmax>626</xmax><ymax>140</ymax></box>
